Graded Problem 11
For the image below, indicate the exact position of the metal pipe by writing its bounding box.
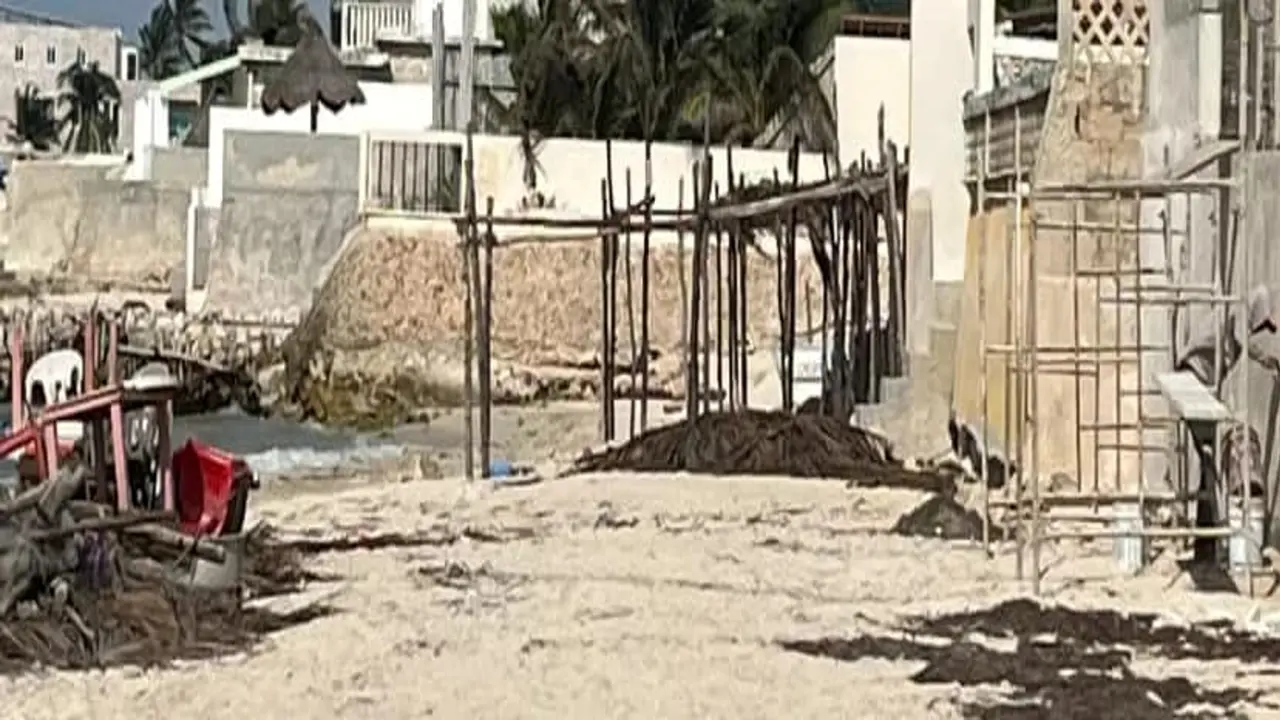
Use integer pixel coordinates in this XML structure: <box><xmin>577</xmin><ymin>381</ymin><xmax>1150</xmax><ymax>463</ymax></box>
<box><xmin>1013</xmin><ymin>104</ymin><xmax>1026</xmax><ymax>584</ymax></box>
<box><xmin>1070</xmin><ymin>201</ymin><xmax>1083</xmax><ymax>495</ymax></box>
<box><xmin>624</xmin><ymin>169</ymin><xmax>638</xmax><ymax>437</ymax></box>
<box><xmin>979</xmin><ymin>105</ymin><xmax>991</xmax><ymax>555</ymax></box>
<box><xmin>479</xmin><ymin>198</ymin><xmax>495</xmax><ymax>477</ymax></box>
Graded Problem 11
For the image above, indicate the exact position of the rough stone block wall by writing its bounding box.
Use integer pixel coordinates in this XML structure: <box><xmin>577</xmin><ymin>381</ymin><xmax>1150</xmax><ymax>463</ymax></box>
<box><xmin>952</xmin><ymin>57</ymin><xmax>1150</xmax><ymax>489</ymax></box>
<box><xmin>284</xmin><ymin>227</ymin><xmax>825</xmax><ymax>424</ymax></box>
<box><xmin>1033</xmin><ymin>62</ymin><xmax>1146</xmax><ymax>274</ymax></box>
<box><xmin>309</xmin><ymin>229</ymin><xmax>822</xmax><ymax>368</ymax></box>
<box><xmin>1029</xmin><ymin>60</ymin><xmax>1147</xmax><ymax>489</ymax></box>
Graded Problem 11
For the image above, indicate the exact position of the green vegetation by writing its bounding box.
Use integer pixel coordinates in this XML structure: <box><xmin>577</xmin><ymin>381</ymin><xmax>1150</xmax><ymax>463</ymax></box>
<box><xmin>56</xmin><ymin>62</ymin><xmax>122</xmax><ymax>153</ymax></box>
<box><xmin>7</xmin><ymin>62</ymin><xmax>122</xmax><ymax>155</ymax></box>
<box><xmin>136</xmin><ymin>0</ymin><xmax>307</xmax><ymax>83</ymax></box>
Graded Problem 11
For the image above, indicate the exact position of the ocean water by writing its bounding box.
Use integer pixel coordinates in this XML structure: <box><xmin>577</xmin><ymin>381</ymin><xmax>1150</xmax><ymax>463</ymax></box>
<box><xmin>0</xmin><ymin>404</ymin><xmax>410</xmax><ymax>485</ymax></box>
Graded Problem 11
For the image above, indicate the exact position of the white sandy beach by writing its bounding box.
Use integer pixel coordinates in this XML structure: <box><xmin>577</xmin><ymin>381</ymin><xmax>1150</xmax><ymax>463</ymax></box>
<box><xmin>4</xmin><ymin>467</ymin><xmax>1280</xmax><ymax>719</ymax></box>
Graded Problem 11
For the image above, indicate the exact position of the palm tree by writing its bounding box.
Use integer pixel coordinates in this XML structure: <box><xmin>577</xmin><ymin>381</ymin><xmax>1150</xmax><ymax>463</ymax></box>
<box><xmin>6</xmin><ymin>85</ymin><xmax>60</xmax><ymax>151</ymax></box>
<box><xmin>596</xmin><ymin>0</ymin><xmax>719</xmax><ymax>142</ymax></box>
<box><xmin>195</xmin><ymin>0</ymin><xmax>306</xmax><ymax>107</ymax></box>
<box><xmin>702</xmin><ymin>0</ymin><xmax>847</xmax><ymax>152</ymax></box>
<box><xmin>486</xmin><ymin>0</ymin><xmax>595</xmax><ymax>196</ymax></box>
<box><xmin>57</xmin><ymin>61</ymin><xmax>122</xmax><ymax>154</ymax></box>
<box><xmin>138</xmin><ymin>3</ymin><xmax>182</xmax><ymax>80</ymax></box>
<box><xmin>249</xmin><ymin>0</ymin><xmax>308</xmax><ymax>46</ymax></box>
<box><xmin>168</xmin><ymin>0</ymin><xmax>213</xmax><ymax>67</ymax></box>
<box><xmin>486</xmin><ymin>0</ymin><xmax>850</xmax><ymax>153</ymax></box>
<box><xmin>851</xmin><ymin>0</ymin><xmax>909</xmax><ymax>13</ymax></box>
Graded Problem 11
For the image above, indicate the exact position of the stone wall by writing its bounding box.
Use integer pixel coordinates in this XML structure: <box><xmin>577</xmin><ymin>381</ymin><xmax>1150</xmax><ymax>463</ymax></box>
<box><xmin>202</xmin><ymin>132</ymin><xmax>360</xmax><ymax>317</ymax></box>
<box><xmin>150</xmin><ymin>148</ymin><xmax>208</xmax><ymax>189</ymax></box>
<box><xmin>950</xmin><ymin>54</ymin><xmax>1148</xmax><ymax>489</ymax></box>
<box><xmin>1031</xmin><ymin>62</ymin><xmax>1146</xmax><ymax>273</ymax></box>
<box><xmin>285</xmin><ymin>226</ymin><xmax>824</xmax><ymax>426</ymax></box>
<box><xmin>2</xmin><ymin>161</ymin><xmax>187</xmax><ymax>286</ymax></box>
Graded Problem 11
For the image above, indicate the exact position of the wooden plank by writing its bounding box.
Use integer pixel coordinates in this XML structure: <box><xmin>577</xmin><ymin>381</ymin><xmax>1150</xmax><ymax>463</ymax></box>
<box><xmin>1156</xmin><ymin>371</ymin><xmax>1231</xmax><ymax>423</ymax></box>
<box><xmin>1152</xmin><ymin>139</ymin><xmax>1240</xmax><ymax>181</ymax></box>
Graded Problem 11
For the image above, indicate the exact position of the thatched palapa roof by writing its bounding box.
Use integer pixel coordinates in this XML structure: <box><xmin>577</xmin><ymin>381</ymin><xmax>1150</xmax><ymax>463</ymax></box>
<box><xmin>260</xmin><ymin>17</ymin><xmax>366</xmax><ymax>115</ymax></box>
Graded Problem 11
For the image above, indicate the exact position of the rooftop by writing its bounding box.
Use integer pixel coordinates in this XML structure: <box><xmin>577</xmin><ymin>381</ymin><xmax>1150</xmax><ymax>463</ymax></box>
<box><xmin>0</xmin><ymin>2</ymin><xmax>84</xmax><ymax>29</ymax></box>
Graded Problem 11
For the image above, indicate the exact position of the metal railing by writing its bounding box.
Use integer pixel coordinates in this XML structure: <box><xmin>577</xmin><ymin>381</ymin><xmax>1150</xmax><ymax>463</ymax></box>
<box><xmin>340</xmin><ymin>1</ymin><xmax>413</xmax><ymax>51</ymax></box>
<box><xmin>358</xmin><ymin>130</ymin><xmax>468</xmax><ymax>217</ymax></box>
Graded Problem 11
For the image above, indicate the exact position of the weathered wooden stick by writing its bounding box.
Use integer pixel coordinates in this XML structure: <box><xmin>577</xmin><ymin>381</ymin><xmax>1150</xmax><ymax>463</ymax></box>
<box><xmin>0</xmin><ymin>540</ymin><xmax>37</xmax><ymax>617</ymax></box>
<box><xmin>122</xmin><ymin>556</ymin><xmax>171</xmax><ymax>585</ymax></box>
<box><xmin>35</xmin><ymin>467</ymin><xmax>89</xmax><ymax>525</ymax></box>
<box><xmin>117</xmin><ymin>343</ymin><xmax>235</xmax><ymax>375</ymax></box>
<box><xmin>0</xmin><ymin>484</ymin><xmax>43</xmax><ymax>519</ymax></box>
<box><xmin>65</xmin><ymin>500</ymin><xmax>110</xmax><ymax>520</ymax></box>
<box><xmin>123</xmin><ymin>524</ymin><xmax>227</xmax><ymax>563</ymax></box>
<box><xmin>25</xmin><ymin>510</ymin><xmax>173</xmax><ymax>542</ymax></box>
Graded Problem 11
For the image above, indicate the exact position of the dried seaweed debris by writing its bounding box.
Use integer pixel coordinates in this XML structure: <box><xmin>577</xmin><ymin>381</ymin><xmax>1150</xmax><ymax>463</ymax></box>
<box><xmin>572</xmin><ymin>410</ymin><xmax>954</xmax><ymax>494</ymax></box>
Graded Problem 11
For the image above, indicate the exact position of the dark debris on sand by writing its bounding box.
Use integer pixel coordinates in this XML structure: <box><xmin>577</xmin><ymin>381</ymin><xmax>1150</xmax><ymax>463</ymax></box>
<box><xmin>779</xmin><ymin>598</ymin><xmax>1280</xmax><ymax>718</ymax></box>
<box><xmin>572</xmin><ymin>410</ymin><xmax>955</xmax><ymax>494</ymax></box>
<box><xmin>890</xmin><ymin>494</ymin><xmax>1008</xmax><ymax>541</ymax></box>
<box><xmin>0</xmin><ymin>463</ymin><xmax>341</xmax><ymax>675</ymax></box>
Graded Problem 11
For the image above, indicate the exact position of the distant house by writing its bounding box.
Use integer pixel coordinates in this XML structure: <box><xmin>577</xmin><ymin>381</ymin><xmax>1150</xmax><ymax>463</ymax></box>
<box><xmin>0</xmin><ymin>3</ymin><xmax>140</xmax><ymax>151</ymax></box>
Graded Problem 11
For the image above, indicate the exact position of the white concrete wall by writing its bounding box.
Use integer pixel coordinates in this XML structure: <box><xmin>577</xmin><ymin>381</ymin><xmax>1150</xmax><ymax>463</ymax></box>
<box><xmin>910</xmin><ymin>0</ymin><xmax>974</xmax><ymax>283</ymax></box>
<box><xmin>834</xmin><ymin>35</ymin><xmax>911</xmax><ymax>168</ymax></box>
<box><xmin>470</xmin><ymin>136</ymin><xmax>829</xmax><ymax>220</ymax></box>
<box><xmin>205</xmin><ymin>81</ymin><xmax>433</xmax><ymax>206</ymax></box>
<box><xmin>412</xmin><ymin>0</ymin><xmax>493</xmax><ymax>41</ymax></box>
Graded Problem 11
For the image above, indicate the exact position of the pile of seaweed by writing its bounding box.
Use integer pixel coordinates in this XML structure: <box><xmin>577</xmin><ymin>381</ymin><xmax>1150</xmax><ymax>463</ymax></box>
<box><xmin>779</xmin><ymin>598</ymin><xmax>1280</xmax><ymax>718</ymax></box>
<box><xmin>0</xmin><ymin>468</ymin><xmax>332</xmax><ymax>675</ymax></box>
<box><xmin>891</xmin><ymin>494</ymin><xmax>1006</xmax><ymax>541</ymax></box>
<box><xmin>571</xmin><ymin>410</ymin><xmax>954</xmax><ymax>494</ymax></box>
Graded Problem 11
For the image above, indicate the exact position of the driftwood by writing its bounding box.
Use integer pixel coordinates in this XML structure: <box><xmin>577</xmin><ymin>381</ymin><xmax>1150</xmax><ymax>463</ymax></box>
<box><xmin>123</xmin><ymin>523</ymin><xmax>226</xmax><ymax>563</ymax></box>
<box><xmin>0</xmin><ymin>464</ymin><xmax>321</xmax><ymax>674</ymax></box>
<box><xmin>0</xmin><ymin>483</ymin><xmax>46</xmax><ymax>519</ymax></box>
<box><xmin>35</xmin><ymin>465</ymin><xmax>88</xmax><ymax>524</ymax></box>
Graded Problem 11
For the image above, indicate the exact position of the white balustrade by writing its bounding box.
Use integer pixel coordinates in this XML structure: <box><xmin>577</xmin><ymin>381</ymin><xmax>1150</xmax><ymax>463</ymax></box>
<box><xmin>341</xmin><ymin>2</ymin><xmax>415</xmax><ymax>51</ymax></box>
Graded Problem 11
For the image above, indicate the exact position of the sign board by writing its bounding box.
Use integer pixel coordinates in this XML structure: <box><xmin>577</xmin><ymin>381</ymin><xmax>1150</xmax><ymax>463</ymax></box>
<box><xmin>790</xmin><ymin>343</ymin><xmax>825</xmax><ymax>406</ymax></box>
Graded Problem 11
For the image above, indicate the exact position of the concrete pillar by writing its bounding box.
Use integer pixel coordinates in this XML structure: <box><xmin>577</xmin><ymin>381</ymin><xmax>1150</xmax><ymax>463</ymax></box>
<box><xmin>413</xmin><ymin>0</ymin><xmax>432</xmax><ymax>39</ymax></box>
<box><xmin>910</xmin><ymin>0</ymin><xmax>973</xmax><ymax>284</ymax></box>
<box><xmin>907</xmin><ymin>190</ymin><xmax>936</xmax><ymax>358</ymax></box>
<box><xmin>1140</xmin><ymin>0</ymin><xmax>1212</xmax><ymax>496</ymax></box>
<box><xmin>971</xmin><ymin>0</ymin><xmax>996</xmax><ymax>95</ymax></box>
<box><xmin>1198</xmin><ymin>0</ymin><xmax>1222</xmax><ymax>140</ymax></box>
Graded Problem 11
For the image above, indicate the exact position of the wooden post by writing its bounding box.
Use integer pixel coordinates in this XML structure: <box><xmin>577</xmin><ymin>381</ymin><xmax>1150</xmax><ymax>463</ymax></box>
<box><xmin>11</xmin><ymin>320</ymin><xmax>23</xmax><ymax>431</ymax></box>
<box><xmin>158</xmin><ymin>399</ymin><xmax>173</xmax><ymax>512</ymax></box>
<box><xmin>883</xmin><ymin>139</ymin><xmax>906</xmax><ymax>376</ymax></box>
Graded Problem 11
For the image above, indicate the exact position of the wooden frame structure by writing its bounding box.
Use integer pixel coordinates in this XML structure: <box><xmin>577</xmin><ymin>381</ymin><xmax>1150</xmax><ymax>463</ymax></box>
<box><xmin>453</xmin><ymin>127</ymin><xmax>911</xmax><ymax>479</ymax></box>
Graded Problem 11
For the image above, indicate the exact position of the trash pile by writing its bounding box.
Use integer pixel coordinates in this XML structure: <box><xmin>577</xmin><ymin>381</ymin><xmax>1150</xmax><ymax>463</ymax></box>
<box><xmin>572</xmin><ymin>410</ymin><xmax>955</xmax><ymax>494</ymax></box>
<box><xmin>0</xmin><ymin>465</ymin><xmax>319</xmax><ymax>674</ymax></box>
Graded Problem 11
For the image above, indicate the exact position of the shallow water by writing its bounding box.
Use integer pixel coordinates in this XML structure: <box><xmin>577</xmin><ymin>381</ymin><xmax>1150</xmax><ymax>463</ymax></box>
<box><xmin>0</xmin><ymin>404</ymin><xmax>412</xmax><ymax>484</ymax></box>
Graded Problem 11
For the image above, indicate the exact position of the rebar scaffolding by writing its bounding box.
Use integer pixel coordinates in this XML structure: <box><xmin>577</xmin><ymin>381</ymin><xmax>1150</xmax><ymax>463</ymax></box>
<box><xmin>974</xmin><ymin>108</ymin><xmax>1261</xmax><ymax>596</ymax></box>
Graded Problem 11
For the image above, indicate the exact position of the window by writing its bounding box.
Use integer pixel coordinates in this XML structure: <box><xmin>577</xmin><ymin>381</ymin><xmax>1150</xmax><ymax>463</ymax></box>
<box><xmin>45</xmin><ymin>46</ymin><xmax>55</xmax><ymax>65</ymax></box>
<box><xmin>13</xmin><ymin>45</ymin><xmax>23</xmax><ymax>64</ymax></box>
<box><xmin>124</xmin><ymin>49</ymin><xmax>138</xmax><ymax>81</ymax></box>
